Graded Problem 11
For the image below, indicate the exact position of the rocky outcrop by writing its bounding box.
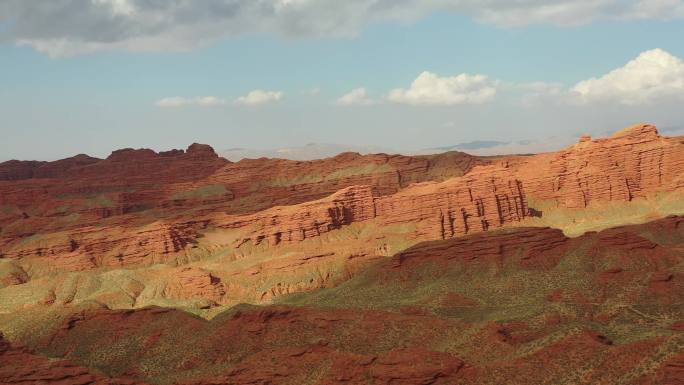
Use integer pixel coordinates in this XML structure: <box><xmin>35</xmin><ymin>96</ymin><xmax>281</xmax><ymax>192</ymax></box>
<box><xmin>0</xmin><ymin>220</ymin><xmax>207</xmax><ymax>270</ymax></box>
<box><xmin>517</xmin><ymin>124</ymin><xmax>684</xmax><ymax>208</ymax></box>
<box><xmin>206</xmin><ymin>150</ymin><xmax>488</xmax><ymax>214</ymax></box>
<box><xmin>216</xmin><ymin>164</ymin><xmax>527</xmax><ymax>249</ymax></box>
<box><xmin>161</xmin><ymin>267</ymin><xmax>226</xmax><ymax>304</ymax></box>
<box><xmin>375</xmin><ymin>167</ymin><xmax>527</xmax><ymax>239</ymax></box>
<box><xmin>217</xmin><ymin>185</ymin><xmax>379</xmax><ymax>247</ymax></box>
<box><xmin>212</xmin><ymin>123</ymin><xmax>682</xmax><ymax>254</ymax></box>
<box><xmin>0</xmin><ymin>123</ymin><xmax>682</xmax><ymax>280</ymax></box>
<box><xmin>0</xmin><ymin>146</ymin><xmax>486</xmax><ymax>269</ymax></box>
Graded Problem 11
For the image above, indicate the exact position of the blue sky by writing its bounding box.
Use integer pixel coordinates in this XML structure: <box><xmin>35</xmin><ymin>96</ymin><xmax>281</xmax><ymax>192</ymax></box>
<box><xmin>1</xmin><ymin>1</ymin><xmax>684</xmax><ymax>161</ymax></box>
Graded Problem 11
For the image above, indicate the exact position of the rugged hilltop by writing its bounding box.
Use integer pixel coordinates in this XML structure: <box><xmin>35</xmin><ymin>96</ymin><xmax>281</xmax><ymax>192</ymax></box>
<box><xmin>0</xmin><ymin>123</ymin><xmax>683</xmax><ymax>384</ymax></box>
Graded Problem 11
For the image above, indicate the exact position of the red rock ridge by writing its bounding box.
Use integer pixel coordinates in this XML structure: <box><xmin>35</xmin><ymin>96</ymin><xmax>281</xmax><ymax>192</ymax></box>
<box><xmin>215</xmin><ymin>163</ymin><xmax>527</xmax><ymax>249</ymax></box>
<box><xmin>516</xmin><ymin>123</ymin><xmax>684</xmax><ymax>208</ymax></box>
<box><xmin>0</xmin><ymin>123</ymin><xmax>682</xmax><ymax>274</ymax></box>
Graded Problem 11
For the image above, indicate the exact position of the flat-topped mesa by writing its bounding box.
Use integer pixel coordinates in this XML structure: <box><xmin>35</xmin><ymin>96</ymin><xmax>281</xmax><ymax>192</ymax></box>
<box><xmin>517</xmin><ymin>123</ymin><xmax>683</xmax><ymax>208</ymax></box>
<box><xmin>106</xmin><ymin>143</ymin><xmax>220</xmax><ymax>162</ymax></box>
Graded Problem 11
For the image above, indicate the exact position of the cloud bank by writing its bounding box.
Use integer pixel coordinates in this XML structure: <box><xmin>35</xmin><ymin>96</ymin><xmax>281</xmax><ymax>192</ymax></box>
<box><xmin>2</xmin><ymin>1</ymin><xmax>684</xmax><ymax>57</ymax></box>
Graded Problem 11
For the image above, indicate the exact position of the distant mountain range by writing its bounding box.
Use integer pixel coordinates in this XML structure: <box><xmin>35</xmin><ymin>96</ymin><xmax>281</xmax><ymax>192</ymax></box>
<box><xmin>220</xmin><ymin>143</ymin><xmax>393</xmax><ymax>161</ymax></box>
<box><xmin>221</xmin><ymin>137</ymin><xmax>577</xmax><ymax>161</ymax></box>
<box><xmin>220</xmin><ymin>126</ymin><xmax>684</xmax><ymax>161</ymax></box>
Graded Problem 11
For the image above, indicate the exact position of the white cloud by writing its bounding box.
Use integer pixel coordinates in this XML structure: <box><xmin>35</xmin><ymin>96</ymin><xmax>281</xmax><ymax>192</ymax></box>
<box><xmin>3</xmin><ymin>1</ymin><xmax>684</xmax><ymax>57</ymax></box>
<box><xmin>336</xmin><ymin>88</ymin><xmax>376</xmax><ymax>106</ymax></box>
<box><xmin>155</xmin><ymin>96</ymin><xmax>227</xmax><ymax>108</ymax></box>
<box><xmin>235</xmin><ymin>90</ymin><xmax>284</xmax><ymax>106</ymax></box>
<box><xmin>388</xmin><ymin>71</ymin><xmax>497</xmax><ymax>106</ymax></box>
<box><xmin>571</xmin><ymin>48</ymin><xmax>684</xmax><ymax>105</ymax></box>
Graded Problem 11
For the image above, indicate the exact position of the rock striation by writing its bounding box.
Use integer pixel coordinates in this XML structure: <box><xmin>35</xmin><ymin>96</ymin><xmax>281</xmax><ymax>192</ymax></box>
<box><xmin>0</xmin><ymin>123</ymin><xmax>682</xmax><ymax>300</ymax></box>
<box><xmin>0</xmin><ymin>148</ymin><xmax>488</xmax><ymax>270</ymax></box>
<box><xmin>216</xmin><ymin>163</ymin><xmax>527</xmax><ymax>249</ymax></box>
<box><xmin>517</xmin><ymin>123</ymin><xmax>684</xmax><ymax>208</ymax></box>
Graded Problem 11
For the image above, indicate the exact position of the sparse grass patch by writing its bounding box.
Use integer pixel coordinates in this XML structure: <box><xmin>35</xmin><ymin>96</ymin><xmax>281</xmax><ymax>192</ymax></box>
<box><xmin>324</xmin><ymin>163</ymin><xmax>393</xmax><ymax>180</ymax></box>
<box><xmin>523</xmin><ymin>191</ymin><xmax>684</xmax><ymax>237</ymax></box>
<box><xmin>171</xmin><ymin>185</ymin><xmax>229</xmax><ymax>200</ymax></box>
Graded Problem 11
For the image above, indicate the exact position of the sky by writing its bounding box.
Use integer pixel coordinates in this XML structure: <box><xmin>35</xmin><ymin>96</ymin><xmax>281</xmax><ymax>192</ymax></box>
<box><xmin>1</xmin><ymin>0</ymin><xmax>684</xmax><ymax>161</ymax></box>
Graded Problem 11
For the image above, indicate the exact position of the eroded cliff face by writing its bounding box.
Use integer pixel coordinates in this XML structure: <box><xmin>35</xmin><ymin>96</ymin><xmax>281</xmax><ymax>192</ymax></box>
<box><xmin>215</xmin><ymin>164</ymin><xmax>527</xmax><ymax>249</ymax></box>
<box><xmin>0</xmin><ymin>124</ymin><xmax>682</xmax><ymax>309</ymax></box>
<box><xmin>0</xmin><ymin>146</ymin><xmax>486</xmax><ymax>267</ymax></box>
<box><xmin>211</xmin><ymin>123</ymin><xmax>682</xmax><ymax>255</ymax></box>
<box><xmin>0</xmin><ymin>146</ymin><xmax>494</xmax><ymax>308</ymax></box>
<box><xmin>517</xmin><ymin>123</ymin><xmax>684</xmax><ymax>208</ymax></box>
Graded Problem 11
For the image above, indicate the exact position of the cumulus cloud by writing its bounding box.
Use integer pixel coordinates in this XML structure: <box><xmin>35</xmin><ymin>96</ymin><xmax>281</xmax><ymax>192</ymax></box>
<box><xmin>388</xmin><ymin>71</ymin><xmax>497</xmax><ymax>106</ymax></box>
<box><xmin>571</xmin><ymin>48</ymin><xmax>684</xmax><ymax>105</ymax></box>
<box><xmin>2</xmin><ymin>1</ymin><xmax>684</xmax><ymax>57</ymax></box>
<box><xmin>235</xmin><ymin>90</ymin><xmax>284</xmax><ymax>106</ymax></box>
<box><xmin>336</xmin><ymin>88</ymin><xmax>377</xmax><ymax>106</ymax></box>
<box><xmin>155</xmin><ymin>96</ymin><xmax>227</xmax><ymax>108</ymax></box>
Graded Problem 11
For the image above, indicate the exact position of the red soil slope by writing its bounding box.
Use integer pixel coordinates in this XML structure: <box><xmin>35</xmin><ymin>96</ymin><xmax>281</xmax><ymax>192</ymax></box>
<box><xmin>5</xmin><ymin>216</ymin><xmax>681</xmax><ymax>385</ymax></box>
<box><xmin>0</xmin><ymin>333</ymin><xmax>145</xmax><ymax>385</ymax></box>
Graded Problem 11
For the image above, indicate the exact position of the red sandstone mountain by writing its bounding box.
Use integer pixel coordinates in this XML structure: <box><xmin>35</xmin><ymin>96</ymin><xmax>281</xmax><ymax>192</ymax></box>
<box><xmin>1</xmin><ymin>124</ymin><xmax>680</xmax><ymax>276</ymax></box>
<box><xmin>0</xmin><ymin>123</ymin><xmax>683</xmax><ymax>385</ymax></box>
<box><xmin>0</xmin><ymin>145</ymin><xmax>486</xmax><ymax>266</ymax></box>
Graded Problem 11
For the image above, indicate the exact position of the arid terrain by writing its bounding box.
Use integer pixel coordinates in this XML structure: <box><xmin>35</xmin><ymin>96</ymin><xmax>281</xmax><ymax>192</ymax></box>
<box><xmin>1</xmin><ymin>123</ymin><xmax>684</xmax><ymax>385</ymax></box>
